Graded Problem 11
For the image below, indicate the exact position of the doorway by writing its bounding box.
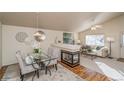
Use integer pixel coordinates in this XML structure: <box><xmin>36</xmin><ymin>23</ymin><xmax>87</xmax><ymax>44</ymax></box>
<box><xmin>120</xmin><ymin>32</ymin><xmax>124</xmax><ymax>58</ymax></box>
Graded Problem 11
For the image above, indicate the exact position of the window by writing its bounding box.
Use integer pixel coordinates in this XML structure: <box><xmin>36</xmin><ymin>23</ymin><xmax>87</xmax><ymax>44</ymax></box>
<box><xmin>86</xmin><ymin>34</ymin><xmax>104</xmax><ymax>46</ymax></box>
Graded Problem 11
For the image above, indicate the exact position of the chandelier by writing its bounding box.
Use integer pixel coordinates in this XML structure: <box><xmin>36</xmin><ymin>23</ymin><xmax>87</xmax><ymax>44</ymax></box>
<box><xmin>33</xmin><ymin>12</ymin><xmax>46</xmax><ymax>42</ymax></box>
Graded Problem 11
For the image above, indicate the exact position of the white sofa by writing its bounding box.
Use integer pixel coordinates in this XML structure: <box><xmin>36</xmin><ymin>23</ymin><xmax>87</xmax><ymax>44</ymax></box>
<box><xmin>81</xmin><ymin>45</ymin><xmax>109</xmax><ymax>57</ymax></box>
<box><xmin>92</xmin><ymin>47</ymin><xmax>109</xmax><ymax>57</ymax></box>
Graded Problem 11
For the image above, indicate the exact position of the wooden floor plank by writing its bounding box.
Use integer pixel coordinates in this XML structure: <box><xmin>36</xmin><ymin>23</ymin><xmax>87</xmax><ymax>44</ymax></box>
<box><xmin>59</xmin><ymin>62</ymin><xmax>112</xmax><ymax>81</ymax></box>
<box><xmin>0</xmin><ymin>66</ymin><xmax>7</xmax><ymax>80</ymax></box>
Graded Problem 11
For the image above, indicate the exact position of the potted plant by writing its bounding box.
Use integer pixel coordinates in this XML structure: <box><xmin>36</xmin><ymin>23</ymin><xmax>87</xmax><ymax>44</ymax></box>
<box><xmin>34</xmin><ymin>48</ymin><xmax>39</xmax><ymax>53</ymax></box>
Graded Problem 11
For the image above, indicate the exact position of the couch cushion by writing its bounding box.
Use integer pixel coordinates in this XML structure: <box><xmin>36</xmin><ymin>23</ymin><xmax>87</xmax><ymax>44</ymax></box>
<box><xmin>96</xmin><ymin>46</ymin><xmax>103</xmax><ymax>50</ymax></box>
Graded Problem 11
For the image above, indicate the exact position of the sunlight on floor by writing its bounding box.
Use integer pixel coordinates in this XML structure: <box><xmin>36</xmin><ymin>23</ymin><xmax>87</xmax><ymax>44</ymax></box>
<box><xmin>95</xmin><ymin>61</ymin><xmax>124</xmax><ymax>80</ymax></box>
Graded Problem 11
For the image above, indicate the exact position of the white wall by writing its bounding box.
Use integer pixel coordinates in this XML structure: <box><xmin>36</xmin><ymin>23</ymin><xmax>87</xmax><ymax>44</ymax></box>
<box><xmin>79</xmin><ymin>14</ymin><xmax>124</xmax><ymax>58</ymax></box>
<box><xmin>0</xmin><ymin>22</ymin><xmax>2</xmax><ymax>68</ymax></box>
<box><xmin>2</xmin><ymin>25</ymin><xmax>63</xmax><ymax>66</ymax></box>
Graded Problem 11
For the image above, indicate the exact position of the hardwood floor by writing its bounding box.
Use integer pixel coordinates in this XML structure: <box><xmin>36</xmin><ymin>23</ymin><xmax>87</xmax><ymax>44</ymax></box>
<box><xmin>59</xmin><ymin>62</ymin><xmax>112</xmax><ymax>81</ymax></box>
<box><xmin>0</xmin><ymin>62</ymin><xmax>112</xmax><ymax>81</ymax></box>
<box><xmin>0</xmin><ymin>66</ymin><xmax>7</xmax><ymax>80</ymax></box>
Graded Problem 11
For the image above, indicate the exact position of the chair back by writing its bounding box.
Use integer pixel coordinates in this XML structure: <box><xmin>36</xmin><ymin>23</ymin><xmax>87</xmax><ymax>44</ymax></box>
<box><xmin>16</xmin><ymin>51</ymin><xmax>26</xmax><ymax>70</ymax></box>
<box><xmin>48</xmin><ymin>47</ymin><xmax>60</xmax><ymax>58</ymax></box>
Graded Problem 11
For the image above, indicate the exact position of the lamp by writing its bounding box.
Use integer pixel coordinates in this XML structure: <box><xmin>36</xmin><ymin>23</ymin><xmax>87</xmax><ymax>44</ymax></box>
<box><xmin>77</xmin><ymin>40</ymin><xmax>81</xmax><ymax>45</ymax></box>
<box><xmin>106</xmin><ymin>37</ymin><xmax>115</xmax><ymax>58</ymax></box>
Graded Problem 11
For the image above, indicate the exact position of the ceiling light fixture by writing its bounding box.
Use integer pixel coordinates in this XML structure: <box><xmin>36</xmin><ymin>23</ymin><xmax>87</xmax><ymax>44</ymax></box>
<box><xmin>91</xmin><ymin>25</ymin><xmax>102</xmax><ymax>31</ymax></box>
<box><xmin>90</xmin><ymin>17</ymin><xmax>102</xmax><ymax>31</ymax></box>
<box><xmin>34</xmin><ymin>12</ymin><xmax>46</xmax><ymax>42</ymax></box>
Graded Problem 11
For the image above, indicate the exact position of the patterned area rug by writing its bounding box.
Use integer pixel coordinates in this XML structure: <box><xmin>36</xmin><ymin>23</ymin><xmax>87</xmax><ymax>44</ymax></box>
<box><xmin>2</xmin><ymin>64</ymin><xmax>83</xmax><ymax>81</ymax></box>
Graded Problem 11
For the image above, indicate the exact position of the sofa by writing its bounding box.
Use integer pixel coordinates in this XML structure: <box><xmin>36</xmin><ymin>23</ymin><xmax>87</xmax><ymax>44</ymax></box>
<box><xmin>80</xmin><ymin>45</ymin><xmax>109</xmax><ymax>57</ymax></box>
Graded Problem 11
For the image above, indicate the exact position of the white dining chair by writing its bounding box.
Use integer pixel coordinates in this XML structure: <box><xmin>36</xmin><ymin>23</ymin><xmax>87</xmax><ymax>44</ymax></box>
<box><xmin>44</xmin><ymin>47</ymin><xmax>60</xmax><ymax>76</ymax></box>
<box><xmin>16</xmin><ymin>51</ymin><xmax>40</xmax><ymax>81</ymax></box>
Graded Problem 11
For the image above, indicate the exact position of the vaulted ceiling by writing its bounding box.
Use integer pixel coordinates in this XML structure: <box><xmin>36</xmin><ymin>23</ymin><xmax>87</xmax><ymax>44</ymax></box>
<box><xmin>0</xmin><ymin>12</ymin><xmax>123</xmax><ymax>32</ymax></box>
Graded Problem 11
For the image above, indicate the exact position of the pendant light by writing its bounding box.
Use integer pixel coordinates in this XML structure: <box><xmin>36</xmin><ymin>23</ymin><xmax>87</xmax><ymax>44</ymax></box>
<box><xmin>34</xmin><ymin>12</ymin><xmax>46</xmax><ymax>42</ymax></box>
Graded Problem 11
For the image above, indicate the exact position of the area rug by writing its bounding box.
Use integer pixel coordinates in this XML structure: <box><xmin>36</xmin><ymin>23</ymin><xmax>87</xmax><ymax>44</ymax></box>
<box><xmin>80</xmin><ymin>56</ymin><xmax>124</xmax><ymax>80</ymax></box>
<box><xmin>117</xmin><ymin>58</ymin><xmax>124</xmax><ymax>62</ymax></box>
<box><xmin>1</xmin><ymin>64</ymin><xmax>83</xmax><ymax>81</ymax></box>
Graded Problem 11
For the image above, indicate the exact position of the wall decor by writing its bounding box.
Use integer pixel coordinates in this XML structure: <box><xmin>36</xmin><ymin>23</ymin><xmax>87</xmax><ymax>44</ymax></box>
<box><xmin>63</xmin><ymin>32</ymin><xmax>73</xmax><ymax>44</ymax></box>
<box><xmin>15</xmin><ymin>32</ymin><xmax>28</xmax><ymax>43</ymax></box>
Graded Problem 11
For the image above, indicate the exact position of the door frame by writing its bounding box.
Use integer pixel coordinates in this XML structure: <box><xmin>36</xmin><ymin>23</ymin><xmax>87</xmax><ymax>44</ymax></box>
<box><xmin>120</xmin><ymin>32</ymin><xmax>124</xmax><ymax>58</ymax></box>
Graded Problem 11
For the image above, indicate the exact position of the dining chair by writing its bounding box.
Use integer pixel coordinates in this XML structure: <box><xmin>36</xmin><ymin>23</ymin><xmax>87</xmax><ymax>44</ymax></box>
<box><xmin>44</xmin><ymin>47</ymin><xmax>60</xmax><ymax>76</ymax></box>
<box><xmin>16</xmin><ymin>51</ymin><xmax>40</xmax><ymax>81</ymax></box>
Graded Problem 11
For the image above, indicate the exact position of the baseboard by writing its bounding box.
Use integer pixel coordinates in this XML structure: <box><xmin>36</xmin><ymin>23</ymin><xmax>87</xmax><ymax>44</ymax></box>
<box><xmin>2</xmin><ymin>62</ymin><xmax>18</xmax><ymax>67</ymax></box>
<box><xmin>3</xmin><ymin>63</ymin><xmax>18</xmax><ymax>67</ymax></box>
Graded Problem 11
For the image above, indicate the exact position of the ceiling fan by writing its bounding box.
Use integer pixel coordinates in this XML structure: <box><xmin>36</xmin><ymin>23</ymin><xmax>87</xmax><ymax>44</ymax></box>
<box><xmin>90</xmin><ymin>25</ymin><xmax>102</xmax><ymax>31</ymax></box>
<box><xmin>90</xmin><ymin>17</ymin><xmax>103</xmax><ymax>31</ymax></box>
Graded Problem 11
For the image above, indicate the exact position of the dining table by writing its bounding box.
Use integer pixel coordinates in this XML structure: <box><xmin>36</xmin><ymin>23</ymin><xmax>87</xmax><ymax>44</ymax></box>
<box><xmin>25</xmin><ymin>52</ymin><xmax>58</xmax><ymax>80</ymax></box>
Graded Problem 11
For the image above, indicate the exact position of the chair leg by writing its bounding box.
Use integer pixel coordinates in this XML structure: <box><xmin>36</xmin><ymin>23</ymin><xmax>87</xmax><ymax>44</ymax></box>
<box><xmin>32</xmin><ymin>71</ymin><xmax>37</xmax><ymax>81</ymax></box>
<box><xmin>20</xmin><ymin>72</ymin><xmax>24</xmax><ymax>81</ymax></box>
<box><xmin>36</xmin><ymin>70</ymin><xmax>39</xmax><ymax>78</ymax></box>
<box><xmin>55</xmin><ymin>64</ymin><xmax>57</xmax><ymax>71</ymax></box>
<box><xmin>20</xmin><ymin>74</ymin><xmax>24</xmax><ymax>81</ymax></box>
<box><xmin>48</xmin><ymin>67</ymin><xmax>51</xmax><ymax>76</ymax></box>
<box><xmin>45</xmin><ymin>66</ymin><xmax>51</xmax><ymax>76</ymax></box>
<box><xmin>45</xmin><ymin>66</ymin><xmax>47</xmax><ymax>74</ymax></box>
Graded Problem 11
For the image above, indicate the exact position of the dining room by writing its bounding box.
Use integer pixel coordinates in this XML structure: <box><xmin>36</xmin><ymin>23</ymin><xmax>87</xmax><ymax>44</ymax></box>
<box><xmin>1</xmin><ymin>12</ymin><xmax>124</xmax><ymax>81</ymax></box>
